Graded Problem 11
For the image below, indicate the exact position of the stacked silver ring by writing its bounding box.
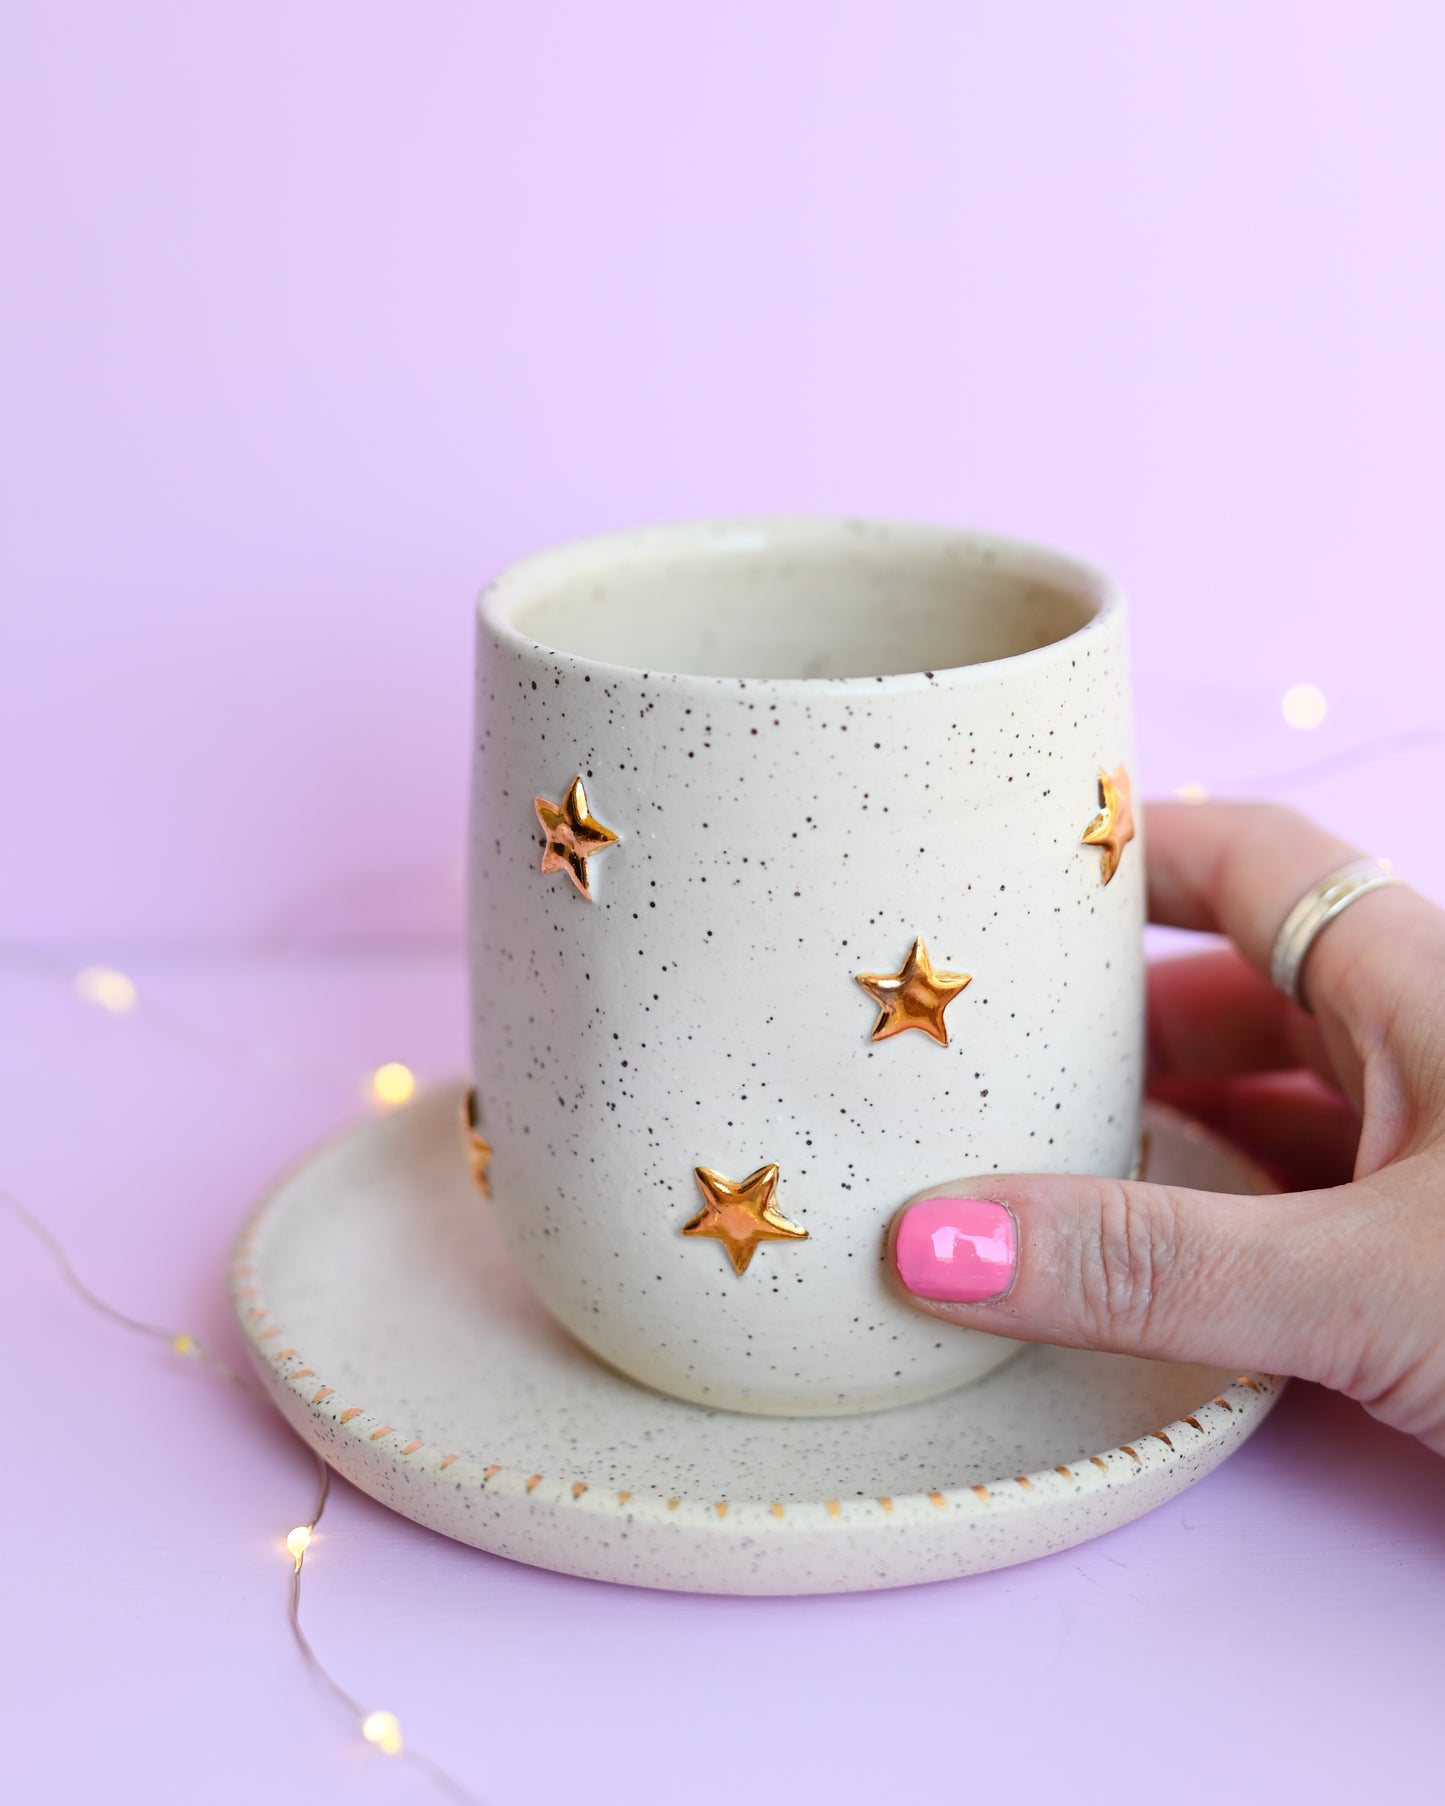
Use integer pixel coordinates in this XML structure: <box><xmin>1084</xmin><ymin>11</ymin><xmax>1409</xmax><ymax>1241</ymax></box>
<box><xmin>1269</xmin><ymin>855</ymin><xmax>1405</xmax><ymax>1007</ymax></box>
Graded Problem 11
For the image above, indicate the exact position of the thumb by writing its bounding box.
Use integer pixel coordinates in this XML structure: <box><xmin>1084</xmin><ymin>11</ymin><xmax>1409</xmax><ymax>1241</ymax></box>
<box><xmin>888</xmin><ymin>1172</ymin><xmax>1360</xmax><ymax>1380</ymax></box>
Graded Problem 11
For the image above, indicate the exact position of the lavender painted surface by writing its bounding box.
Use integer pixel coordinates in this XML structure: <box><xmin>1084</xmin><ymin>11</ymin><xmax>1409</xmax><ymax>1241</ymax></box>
<box><xmin>3</xmin><ymin>4</ymin><xmax>1445</xmax><ymax>1803</ymax></box>
<box><xmin>3</xmin><ymin>2</ymin><xmax>1445</xmax><ymax>947</ymax></box>
<box><xmin>4</xmin><ymin>956</ymin><xmax>1443</xmax><ymax>1806</ymax></box>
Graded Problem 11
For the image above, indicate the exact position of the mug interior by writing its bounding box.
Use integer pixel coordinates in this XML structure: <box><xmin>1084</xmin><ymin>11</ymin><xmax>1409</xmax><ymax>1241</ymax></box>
<box><xmin>485</xmin><ymin>518</ymin><xmax>1112</xmax><ymax>681</ymax></box>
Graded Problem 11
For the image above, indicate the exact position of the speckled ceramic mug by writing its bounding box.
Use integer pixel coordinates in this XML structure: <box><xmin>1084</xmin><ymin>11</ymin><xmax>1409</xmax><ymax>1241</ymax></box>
<box><xmin>469</xmin><ymin>518</ymin><xmax>1144</xmax><ymax>1416</ymax></box>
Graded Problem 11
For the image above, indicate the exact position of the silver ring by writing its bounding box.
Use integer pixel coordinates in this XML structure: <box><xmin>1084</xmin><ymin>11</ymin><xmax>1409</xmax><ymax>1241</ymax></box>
<box><xmin>1269</xmin><ymin>856</ymin><xmax>1405</xmax><ymax>1007</ymax></box>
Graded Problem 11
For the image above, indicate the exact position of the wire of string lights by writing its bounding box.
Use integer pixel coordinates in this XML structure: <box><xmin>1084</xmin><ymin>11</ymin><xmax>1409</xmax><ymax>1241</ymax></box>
<box><xmin>0</xmin><ymin>1184</ymin><xmax>483</xmax><ymax>1804</ymax></box>
<box><xmin>2</xmin><ymin>702</ymin><xmax>1440</xmax><ymax>1798</ymax></box>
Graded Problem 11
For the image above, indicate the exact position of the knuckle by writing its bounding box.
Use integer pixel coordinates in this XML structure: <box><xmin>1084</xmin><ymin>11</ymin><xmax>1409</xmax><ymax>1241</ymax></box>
<box><xmin>1313</xmin><ymin>1175</ymin><xmax>1445</xmax><ymax>1423</ymax></box>
<box><xmin>1074</xmin><ymin>1181</ymin><xmax>1184</xmax><ymax>1350</ymax></box>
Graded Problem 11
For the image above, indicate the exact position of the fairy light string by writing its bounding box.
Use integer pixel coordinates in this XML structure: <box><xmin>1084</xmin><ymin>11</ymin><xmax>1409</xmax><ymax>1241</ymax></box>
<box><xmin>1</xmin><ymin>690</ymin><xmax>1439</xmax><ymax>1801</ymax></box>
<box><xmin>4</xmin><ymin>942</ymin><xmax>419</xmax><ymax>1102</ymax></box>
<box><xmin>0</xmin><ymin>1181</ymin><xmax>482</xmax><ymax>1805</ymax></box>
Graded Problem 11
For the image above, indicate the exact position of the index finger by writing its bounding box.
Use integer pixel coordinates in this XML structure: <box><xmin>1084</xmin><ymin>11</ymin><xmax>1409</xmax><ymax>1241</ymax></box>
<box><xmin>1143</xmin><ymin>799</ymin><xmax>1433</xmax><ymax>1040</ymax></box>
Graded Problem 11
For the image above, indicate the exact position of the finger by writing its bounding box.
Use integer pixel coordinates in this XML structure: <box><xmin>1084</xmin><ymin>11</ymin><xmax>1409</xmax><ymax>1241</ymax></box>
<box><xmin>888</xmin><ymin>1170</ymin><xmax>1365</xmax><ymax>1380</ymax></box>
<box><xmin>1145</xmin><ymin>799</ymin><xmax>1359</xmax><ymax>956</ymax></box>
<box><xmin>1144</xmin><ymin>800</ymin><xmax>1441</xmax><ymax>1045</ymax></box>
<box><xmin>1147</xmin><ymin>947</ymin><xmax>1334</xmax><ymax>1085</ymax></box>
<box><xmin>1147</xmin><ymin>1074</ymin><xmax>1361</xmax><ymax>1190</ymax></box>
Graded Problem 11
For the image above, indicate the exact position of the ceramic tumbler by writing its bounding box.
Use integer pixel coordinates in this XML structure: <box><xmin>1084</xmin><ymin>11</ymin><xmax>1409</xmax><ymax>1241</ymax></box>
<box><xmin>469</xmin><ymin>518</ymin><xmax>1144</xmax><ymax>1415</ymax></box>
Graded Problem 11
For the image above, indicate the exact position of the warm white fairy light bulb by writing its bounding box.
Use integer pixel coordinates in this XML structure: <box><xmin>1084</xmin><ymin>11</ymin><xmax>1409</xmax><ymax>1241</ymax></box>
<box><xmin>1282</xmin><ymin>683</ymin><xmax>1328</xmax><ymax>730</ymax></box>
<box><xmin>285</xmin><ymin>1525</ymin><xmax>312</xmax><ymax>1565</ymax></box>
<box><xmin>370</xmin><ymin>1062</ymin><xmax>416</xmax><ymax>1107</ymax></box>
<box><xmin>361</xmin><ymin>1709</ymin><xmax>404</xmax><ymax>1756</ymax></box>
<box><xmin>73</xmin><ymin>966</ymin><xmax>138</xmax><ymax>1012</ymax></box>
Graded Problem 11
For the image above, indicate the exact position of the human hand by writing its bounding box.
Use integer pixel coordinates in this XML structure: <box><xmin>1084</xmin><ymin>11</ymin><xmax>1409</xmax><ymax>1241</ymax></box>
<box><xmin>889</xmin><ymin>801</ymin><xmax>1445</xmax><ymax>1456</ymax></box>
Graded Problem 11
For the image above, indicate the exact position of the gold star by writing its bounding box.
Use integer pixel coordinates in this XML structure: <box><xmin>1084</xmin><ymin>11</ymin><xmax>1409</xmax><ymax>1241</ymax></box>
<box><xmin>461</xmin><ymin>1089</ymin><xmax>492</xmax><ymax>1196</ymax></box>
<box><xmin>854</xmin><ymin>937</ymin><xmax>972</xmax><ymax>1047</ymax></box>
<box><xmin>1080</xmin><ymin>763</ymin><xmax>1135</xmax><ymax>885</ymax></box>
<box><xmin>534</xmin><ymin>776</ymin><xmax>619</xmax><ymax>898</ymax></box>
<box><xmin>682</xmin><ymin>1164</ymin><xmax>809</xmax><ymax>1275</ymax></box>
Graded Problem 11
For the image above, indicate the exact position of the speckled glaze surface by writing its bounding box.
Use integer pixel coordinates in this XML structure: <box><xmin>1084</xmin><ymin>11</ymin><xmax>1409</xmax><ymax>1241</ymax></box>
<box><xmin>233</xmin><ymin>1086</ymin><xmax>1281</xmax><ymax>1596</ymax></box>
<box><xmin>469</xmin><ymin>519</ymin><xmax>1146</xmax><ymax>1414</ymax></box>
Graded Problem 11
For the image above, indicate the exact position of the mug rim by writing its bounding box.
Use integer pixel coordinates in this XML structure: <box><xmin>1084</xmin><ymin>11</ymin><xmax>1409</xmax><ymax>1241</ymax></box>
<box><xmin>478</xmin><ymin>513</ymin><xmax>1124</xmax><ymax>691</ymax></box>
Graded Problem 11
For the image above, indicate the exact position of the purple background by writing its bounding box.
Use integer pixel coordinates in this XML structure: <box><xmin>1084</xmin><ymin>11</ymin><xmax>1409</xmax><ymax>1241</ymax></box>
<box><xmin>3</xmin><ymin>6</ymin><xmax>1443</xmax><ymax>1804</ymax></box>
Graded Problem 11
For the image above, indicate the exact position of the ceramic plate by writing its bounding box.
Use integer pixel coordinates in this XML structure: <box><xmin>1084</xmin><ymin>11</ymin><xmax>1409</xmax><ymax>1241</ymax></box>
<box><xmin>233</xmin><ymin>1086</ymin><xmax>1283</xmax><ymax>1595</ymax></box>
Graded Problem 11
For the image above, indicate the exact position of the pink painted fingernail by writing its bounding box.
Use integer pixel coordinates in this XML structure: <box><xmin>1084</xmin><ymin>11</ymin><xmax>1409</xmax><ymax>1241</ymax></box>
<box><xmin>895</xmin><ymin>1198</ymin><xmax>1016</xmax><ymax>1302</ymax></box>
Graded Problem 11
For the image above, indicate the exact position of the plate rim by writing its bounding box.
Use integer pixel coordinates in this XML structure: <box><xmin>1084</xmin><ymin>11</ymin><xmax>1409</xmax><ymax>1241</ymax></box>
<box><xmin>231</xmin><ymin>1086</ymin><xmax>1285</xmax><ymax>1532</ymax></box>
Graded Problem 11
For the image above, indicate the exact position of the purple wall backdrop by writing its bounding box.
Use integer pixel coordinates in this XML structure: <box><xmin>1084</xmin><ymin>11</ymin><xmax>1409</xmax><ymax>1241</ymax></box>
<box><xmin>6</xmin><ymin>13</ymin><xmax>1445</xmax><ymax>1805</ymax></box>
<box><xmin>4</xmin><ymin>1</ymin><xmax>1444</xmax><ymax>950</ymax></box>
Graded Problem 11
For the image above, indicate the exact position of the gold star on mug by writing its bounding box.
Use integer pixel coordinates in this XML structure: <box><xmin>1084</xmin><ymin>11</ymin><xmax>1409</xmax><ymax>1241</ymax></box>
<box><xmin>855</xmin><ymin>937</ymin><xmax>972</xmax><ymax>1047</ymax></box>
<box><xmin>683</xmin><ymin>1163</ymin><xmax>809</xmax><ymax>1275</ymax></box>
<box><xmin>1080</xmin><ymin>763</ymin><xmax>1135</xmax><ymax>885</ymax></box>
<box><xmin>534</xmin><ymin>776</ymin><xmax>619</xmax><ymax>898</ymax></box>
<box><xmin>461</xmin><ymin>1088</ymin><xmax>493</xmax><ymax>1196</ymax></box>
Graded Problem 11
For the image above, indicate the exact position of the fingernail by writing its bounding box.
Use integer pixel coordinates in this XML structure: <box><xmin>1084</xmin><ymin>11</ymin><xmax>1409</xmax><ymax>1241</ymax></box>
<box><xmin>895</xmin><ymin>1198</ymin><xmax>1017</xmax><ymax>1302</ymax></box>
